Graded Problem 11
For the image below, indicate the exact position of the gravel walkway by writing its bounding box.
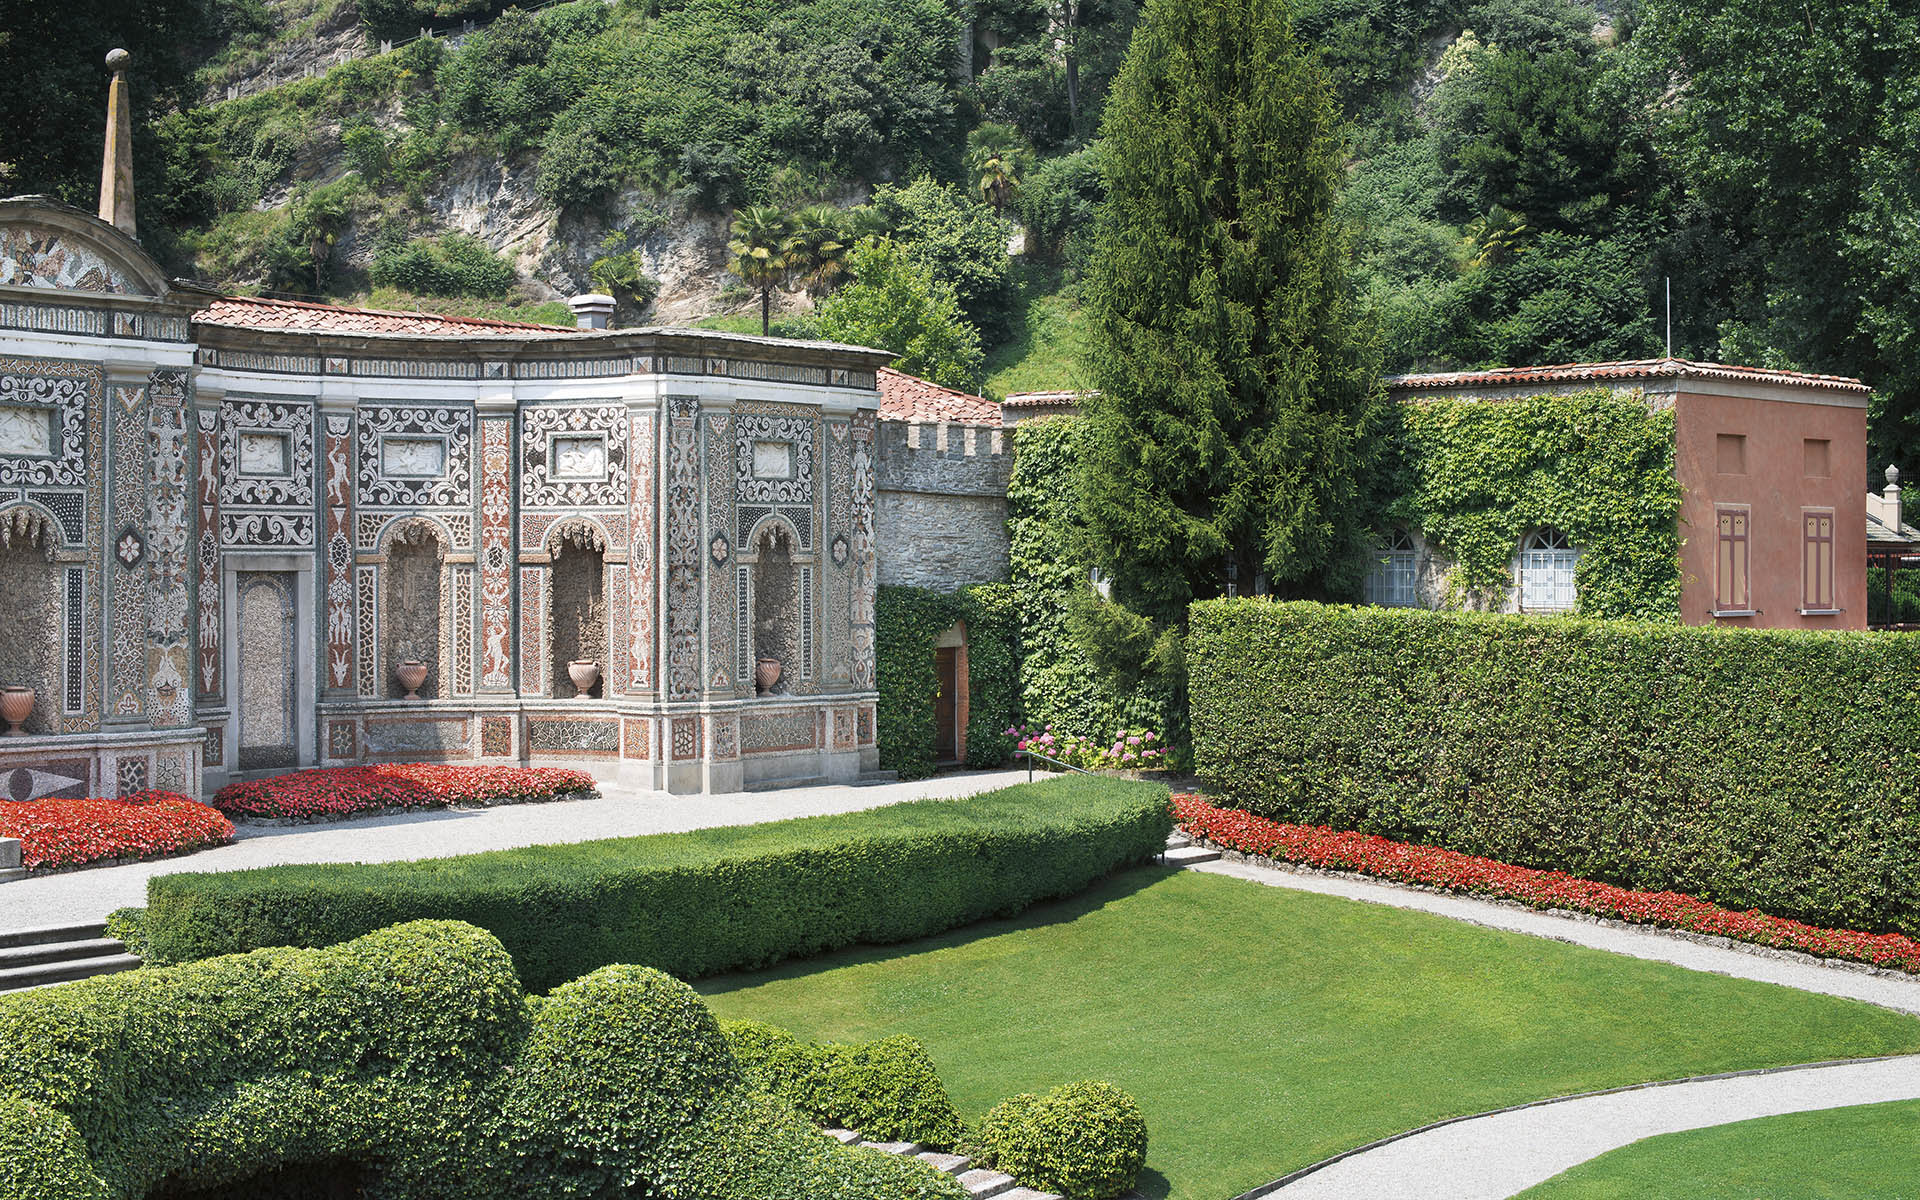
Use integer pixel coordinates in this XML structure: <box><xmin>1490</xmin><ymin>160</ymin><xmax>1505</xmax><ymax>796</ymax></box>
<box><xmin>1183</xmin><ymin>855</ymin><xmax>1920</xmax><ymax>1197</ymax></box>
<box><xmin>0</xmin><ymin>769</ymin><xmax>1031</xmax><ymax>933</ymax></box>
<box><xmin>1259</xmin><ymin>1056</ymin><xmax>1920</xmax><ymax>1200</ymax></box>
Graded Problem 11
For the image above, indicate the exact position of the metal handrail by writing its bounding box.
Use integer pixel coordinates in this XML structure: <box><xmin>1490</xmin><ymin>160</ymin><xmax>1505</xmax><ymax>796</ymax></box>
<box><xmin>1014</xmin><ymin>748</ymin><xmax>1099</xmax><ymax>782</ymax></box>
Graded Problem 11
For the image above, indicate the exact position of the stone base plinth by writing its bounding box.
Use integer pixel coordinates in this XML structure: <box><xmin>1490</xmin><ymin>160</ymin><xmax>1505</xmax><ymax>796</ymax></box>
<box><xmin>0</xmin><ymin>727</ymin><xmax>206</xmax><ymax>803</ymax></box>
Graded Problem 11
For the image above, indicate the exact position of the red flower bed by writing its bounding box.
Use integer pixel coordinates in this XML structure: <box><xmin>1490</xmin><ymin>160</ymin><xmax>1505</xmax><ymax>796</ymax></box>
<box><xmin>213</xmin><ymin>764</ymin><xmax>598</xmax><ymax>821</ymax></box>
<box><xmin>1172</xmin><ymin>793</ymin><xmax>1920</xmax><ymax>975</ymax></box>
<box><xmin>0</xmin><ymin>791</ymin><xmax>234</xmax><ymax>870</ymax></box>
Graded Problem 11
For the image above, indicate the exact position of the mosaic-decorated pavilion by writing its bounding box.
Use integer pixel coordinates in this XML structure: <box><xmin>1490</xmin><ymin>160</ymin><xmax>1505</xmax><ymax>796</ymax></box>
<box><xmin>0</xmin><ymin>193</ymin><xmax>900</xmax><ymax>797</ymax></box>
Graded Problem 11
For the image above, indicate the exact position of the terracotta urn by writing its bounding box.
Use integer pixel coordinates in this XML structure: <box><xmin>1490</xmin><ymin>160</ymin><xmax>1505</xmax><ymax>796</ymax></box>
<box><xmin>395</xmin><ymin>660</ymin><xmax>429</xmax><ymax>701</ymax></box>
<box><xmin>755</xmin><ymin>657</ymin><xmax>783</xmax><ymax>694</ymax></box>
<box><xmin>568</xmin><ymin>659</ymin><xmax>601</xmax><ymax>699</ymax></box>
<box><xmin>0</xmin><ymin>686</ymin><xmax>33</xmax><ymax>737</ymax></box>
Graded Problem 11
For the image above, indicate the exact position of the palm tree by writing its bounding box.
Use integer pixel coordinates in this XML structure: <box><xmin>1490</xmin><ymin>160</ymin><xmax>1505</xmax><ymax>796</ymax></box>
<box><xmin>966</xmin><ymin>124</ymin><xmax>1028</xmax><ymax>214</ymax></box>
<box><xmin>726</xmin><ymin>205</ymin><xmax>796</xmax><ymax>335</ymax></box>
<box><xmin>785</xmin><ymin>205</ymin><xmax>852</xmax><ymax>300</ymax></box>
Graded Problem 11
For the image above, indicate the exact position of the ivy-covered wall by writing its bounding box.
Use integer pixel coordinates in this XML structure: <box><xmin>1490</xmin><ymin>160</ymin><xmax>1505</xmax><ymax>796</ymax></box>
<box><xmin>875</xmin><ymin>583</ymin><xmax>1020</xmax><ymax>781</ymax></box>
<box><xmin>1393</xmin><ymin>389</ymin><xmax>1683</xmax><ymax>620</ymax></box>
<box><xmin>1006</xmin><ymin>417</ymin><xmax>1178</xmax><ymax>744</ymax></box>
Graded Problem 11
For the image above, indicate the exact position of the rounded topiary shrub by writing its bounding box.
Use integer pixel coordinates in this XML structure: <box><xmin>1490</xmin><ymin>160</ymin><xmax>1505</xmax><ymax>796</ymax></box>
<box><xmin>822</xmin><ymin>1035</ymin><xmax>966</xmax><ymax>1147</ymax></box>
<box><xmin>0</xmin><ymin>1099</ymin><xmax>106</xmax><ymax>1200</ymax></box>
<box><xmin>977</xmin><ymin>1080</ymin><xmax>1147</xmax><ymax>1200</ymax></box>
<box><xmin>722</xmin><ymin>1022</ymin><xmax>965</xmax><ymax>1148</ymax></box>
<box><xmin>507</xmin><ymin>963</ymin><xmax>743</xmax><ymax>1195</ymax></box>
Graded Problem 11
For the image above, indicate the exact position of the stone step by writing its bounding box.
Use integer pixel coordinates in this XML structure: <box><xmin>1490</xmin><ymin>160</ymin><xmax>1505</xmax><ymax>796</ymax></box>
<box><xmin>1166</xmin><ymin>830</ymin><xmax>1193</xmax><ymax>849</ymax></box>
<box><xmin>915</xmin><ymin>1151</ymin><xmax>973</xmax><ymax>1174</ymax></box>
<box><xmin>0</xmin><ymin>952</ymin><xmax>142</xmax><ymax>992</ymax></box>
<box><xmin>957</xmin><ymin>1167</ymin><xmax>1019</xmax><ymax>1198</ymax></box>
<box><xmin>0</xmin><ymin>937</ymin><xmax>126</xmax><ymax>969</ymax></box>
<box><xmin>998</xmin><ymin>1189</ymin><xmax>1065</xmax><ymax>1200</ymax></box>
<box><xmin>854</xmin><ymin>770</ymin><xmax>901</xmax><ymax>786</ymax></box>
<box><xmin>823</xmin><ymin>1128</ymin><xmax>860</xmax><ymax>1144</ymax></box>
<box><xmin>0</xmin><ymin>921</ymin><xmax>107</xmax><ymax>949</ymax></box>
<box><xmin>1162</xmin><ymin>845</ymin><xmax>1222</xmax><ymax>867</ymax></box>
<box><xmin>743</xmin><ymin>775</ymin><xmax>830</xmax><ymax>793</ymax></box>
<box><xmin>858</xmin><ymin>1140</ymin><xmax>923</xmax><ymax>1156</ymax></box>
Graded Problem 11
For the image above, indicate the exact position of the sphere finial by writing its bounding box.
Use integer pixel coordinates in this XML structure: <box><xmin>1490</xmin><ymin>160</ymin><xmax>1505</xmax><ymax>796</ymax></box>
<box><xmin>105</xmin><ymin>48</ymin><xmax>131</xmax><ymax>71</ymax></box>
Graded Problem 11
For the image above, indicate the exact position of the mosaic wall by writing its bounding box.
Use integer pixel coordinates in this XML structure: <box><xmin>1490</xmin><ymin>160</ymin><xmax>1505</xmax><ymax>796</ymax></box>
<box><xmin>323</xmin><ymin>412</ymin><xmax>355</xmax><ymax>692</ymax></box>
<box><xmin>0</xmin><ymin>213</ymin><xmax>899</xmax><ymax>796</ymax></box>
<box><xmin>143</xmin><ymin>370</ymin><xmax>192</xmax><ymax>728</ymax></box>
<box><xmin>218</xmin><ymin>397</ymin><xmax>315</xmax><ymax>548</ymax></box>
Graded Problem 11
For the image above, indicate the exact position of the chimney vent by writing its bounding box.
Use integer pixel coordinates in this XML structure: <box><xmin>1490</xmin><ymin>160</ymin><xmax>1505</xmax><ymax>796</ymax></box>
<box><xmin>99</xmin><ymin>49</ymin><xmax>136</xmax><ymax>237</ymax></box>
<box><xmin>568</xmin><ymin>293</ymin><xmax>615</xmax><ymax>330</ymax></box>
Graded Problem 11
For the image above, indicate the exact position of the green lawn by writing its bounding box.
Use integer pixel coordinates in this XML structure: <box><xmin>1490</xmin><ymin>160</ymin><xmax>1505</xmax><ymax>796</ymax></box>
<box><xmin>698</xmin><ymin>867</ymin><xmax>1920</xmax><ymax>1200</ymax></box>
<box><xmin>1515</xmin><ymin>1099</ymin><xmax>1920</xmax><ymax>1199</ymax></box>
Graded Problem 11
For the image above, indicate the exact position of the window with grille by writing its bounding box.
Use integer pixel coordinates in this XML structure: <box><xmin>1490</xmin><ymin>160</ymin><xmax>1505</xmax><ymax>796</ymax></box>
<box><xmin>1364</xmin><ymin>530</ymin><xmax>1418</xmax><ymax>607</ymax></box>
<box><xmin>1715</xmin><ymin>506</ymin><xmax>1750</xmax><ymax>612</ymax></box>
<box><xmin>1803</xmin><ymin>509</ymin><xmax>1836</xmax><ymax>611</ymax></box>
<box><xmin>1517</xmin><ymin>528</ymin><xmax>1578</xmax><ymax>612</ymax></box>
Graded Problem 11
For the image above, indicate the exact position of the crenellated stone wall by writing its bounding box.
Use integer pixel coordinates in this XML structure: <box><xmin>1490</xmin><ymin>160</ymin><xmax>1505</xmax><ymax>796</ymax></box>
<box><xmin>874</xmin><ymin>420</ymin><xmax>1011</xmax><ymax>590</ymax></box>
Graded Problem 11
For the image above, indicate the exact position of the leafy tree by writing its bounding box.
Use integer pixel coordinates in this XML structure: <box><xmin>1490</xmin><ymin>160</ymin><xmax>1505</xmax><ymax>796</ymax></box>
<box><xmin>727</xmin><ymin>205</ymin><xmax>796</xmax><ymax>336</ymax></box>
<box><xmin>0</xmin><ymin>0</ymin><xmax>211</xmax><ymax>210</ymax></box>
<box><xmin>1016</xmin><ymin>144</ymin><xmax>1107</xmax><ymax>263</ymax></box>
<box><xmin>1078</xmin><ymin>0</ymin><xmax>1386</xmax><ymax>624</ymax></box>
<box><xmin>1639</xmin><ymin>0</ymin><xmax>1920</xmax><ymax>468</ymax></box>
<box><xmin>870</xmin><ymin>176</ymin><xmax>1017</xmax><ymax>344</ymax></box>
<box><xmin>814</xmin><ymin>240</ymin><xmax>985</xmax><ymax>391</ymax></box>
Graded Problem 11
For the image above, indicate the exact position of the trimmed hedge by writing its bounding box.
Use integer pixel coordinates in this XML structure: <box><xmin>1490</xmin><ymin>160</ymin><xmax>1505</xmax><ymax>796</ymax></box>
<box><xmin>723</xmin><ymin>1021</ymin><xmax>966</xmax><ymax>1147</ymax></box>
<box><xmin>976</xmin><ymin>1081</ymin><xmax>1147</xmax><ymax>1200</ymax></box>
<box><xmin>0</xmin><ymin>921</ymin><xmax>964</xmax><ymax>1200</ymax></box>
<box><xmin>1190</xmin><ymin>600</ymin><xmax>1920</xmax><ymax>934</ymax></box>
<box><xmin>142</xmin><ymin>777</ymin><xmax>1173</xmax><ymax>991</ymax></box>
<box><xmin>876</xmin><ymin>583</ymin><xmax>1022</xmax><ymax>780</ymax></box>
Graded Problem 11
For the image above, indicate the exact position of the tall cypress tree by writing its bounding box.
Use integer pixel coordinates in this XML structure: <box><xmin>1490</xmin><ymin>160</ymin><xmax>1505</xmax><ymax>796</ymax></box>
<box><xmin>1078</xmin><ymin>0</ymin><xmax>1385</xmax><ymax>625</ymax></box>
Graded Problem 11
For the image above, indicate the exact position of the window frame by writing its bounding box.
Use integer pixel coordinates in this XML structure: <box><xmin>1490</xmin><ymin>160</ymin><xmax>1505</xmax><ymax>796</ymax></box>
<box><xmin>1800</xmin><ymin>507</ymin><xmax>1838</xmax><ymax>614</ymax></box>
<box><xmin>1516</xmin><ymin>528</ymin><xmax>1578</xmax><ymax>614</ymax></box>
<box><xmin>1364</xmin><ymin>529</ymin><xmax>1419</xmax><ymax>609</ymax></box>
<box><xmin>1712</xmin><ymin>504</ymin><xmax>1753</xmax><ymax>616</ymax></box>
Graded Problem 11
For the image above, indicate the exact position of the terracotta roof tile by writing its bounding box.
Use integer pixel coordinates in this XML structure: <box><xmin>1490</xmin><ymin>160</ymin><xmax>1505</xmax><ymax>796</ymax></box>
<box><xmin>877</xmin><ymin>366</ymin><xmax>1002</xmax><ymax>425</ymax></box>
<box><xmin>1388</xmin><ymin>358</ymin><xmax>1870</xmax><ymax>394</ymax></box>
<box><xmin>194</xmin><ymin>294</ymin><xmax>573</xmax><ymax>336</ymax></box>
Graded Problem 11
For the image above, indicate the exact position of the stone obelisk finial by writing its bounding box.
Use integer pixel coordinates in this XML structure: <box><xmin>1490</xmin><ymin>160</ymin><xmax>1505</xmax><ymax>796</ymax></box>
<box><xmin>98</xmin><ymin>48</ymin><xmax>136</xmax><ymax>237</ymax></box>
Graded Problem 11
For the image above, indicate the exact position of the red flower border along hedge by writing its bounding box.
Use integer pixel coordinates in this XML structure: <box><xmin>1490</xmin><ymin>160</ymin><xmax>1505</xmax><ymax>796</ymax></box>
<box><xmin>213</xmin><ymin>764</ymin><xmax>598</xmax><ymax>821</ymax></box>
<box><xmin>1173</xmin><ymin>794</ymin><xmax>1920</xmax><ymax>975</ymax></box>
<box><xmin>0</xmin><ymin>791</ymin><xmax>234</xmax><ymax>870</ymax></box>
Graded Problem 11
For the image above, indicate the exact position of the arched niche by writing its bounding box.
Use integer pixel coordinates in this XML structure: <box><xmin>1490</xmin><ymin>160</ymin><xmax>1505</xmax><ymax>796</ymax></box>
<box><xmin>749</xmin><ymin>519</ymin><xmax>802</xmax><ymax>694</ymax></box>
<box><xmin>380</xmin><ymin>519</ymin><xmax>447</xmax><ymax>700</ymax></box>
<box><xmin>0</xmin><ymin>507</ymin><xmax>63</xmax><ymax>734</ymax></box>
<box><xmin>547</xmin><ymin>519</ymin><xmax>608</xmax><ymax>699</ymax></box>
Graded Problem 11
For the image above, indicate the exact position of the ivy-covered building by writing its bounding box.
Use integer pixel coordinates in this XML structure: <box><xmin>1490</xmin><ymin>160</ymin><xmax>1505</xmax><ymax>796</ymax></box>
<box><xmin>1383</xmin><ymin>360</ymin><xmax>1872</xmax><ymax>629</ymax></box>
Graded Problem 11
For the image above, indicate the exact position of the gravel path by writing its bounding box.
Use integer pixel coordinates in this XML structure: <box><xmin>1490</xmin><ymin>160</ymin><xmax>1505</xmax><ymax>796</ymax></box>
<box><xmin>1259</xmin><ymin>1056</ymin><xmax>1920</xmax><ymax>1200</ymax></box>
<box><xmin>0</xmin><ymin>769</ymin><xmax>1031</xmax><ymax>933</ymax></box>
<box><xmin>1183</xmin><ymin>856</ymin><xmax>1920</xmax><ymax>1197</ymax></box>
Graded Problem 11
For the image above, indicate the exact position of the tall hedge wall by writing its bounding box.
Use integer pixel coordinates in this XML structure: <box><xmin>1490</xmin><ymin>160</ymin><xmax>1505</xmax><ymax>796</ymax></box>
<box><xmin>1189</xmin><ymin>600</ymin><xmax>1920</xmax><ymax>934</ymax></box>
<box><xmin>142</xmin><ymin>777</ymin><xmax>1173</xmax><ymax>990</ymax></box>
<box><xmin>875</xmin><ymin>583</ymin><xmax>1021</xmax><ymax>780</ymax></box>
<box><xmin>0</xmin><ymin>920</ymin><xmax>964</xmax><ymax>1200</ymax></box>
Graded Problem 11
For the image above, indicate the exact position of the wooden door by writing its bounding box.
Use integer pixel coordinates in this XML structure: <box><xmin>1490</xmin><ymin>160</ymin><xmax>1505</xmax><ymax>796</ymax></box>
<box><xmin>934</xmin><ymin>646</ymin><xmax>959</xmax><ymax>763</ymax></box>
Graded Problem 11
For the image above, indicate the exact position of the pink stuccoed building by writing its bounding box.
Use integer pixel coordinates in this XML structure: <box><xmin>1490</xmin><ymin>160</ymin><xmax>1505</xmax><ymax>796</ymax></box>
<box><xmin>1388</xmin><ymin>359</ymin><xmax>1873</xmax><ymax>630</ymax></box>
